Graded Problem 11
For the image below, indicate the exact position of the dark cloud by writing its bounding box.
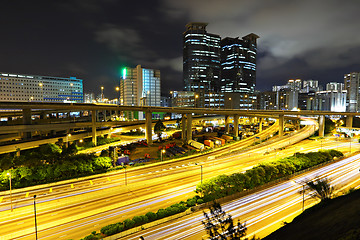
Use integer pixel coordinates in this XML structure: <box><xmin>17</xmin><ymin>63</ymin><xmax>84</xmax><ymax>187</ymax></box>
<box><xmin>161</xmin><ymin>0</ymin><xmax>360</xmax><ymax>90</ymax></box>
<box><xmin>0</xmin><ymin>0</ymin><xmax>359</xmax><ymax>98</ymax></box>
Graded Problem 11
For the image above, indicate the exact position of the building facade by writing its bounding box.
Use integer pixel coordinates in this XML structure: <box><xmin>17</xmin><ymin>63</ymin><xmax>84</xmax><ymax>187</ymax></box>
<box><xmin>120</xmin><ymin>65</ymin><xmax>161</xmax><ymax>107</ymax></box>
<box><xmin>220</xmin><ymin>34</ymin><xmax>259</xmax><ymax>94</ymax></box>
<box><xmin>344</xmin><ymin>72</ymin><xmax>360</xmax><ymax>112</ymax></box>
<box><xmin>0</xmin><ymin>72</ymin><xmax>83</xmax><ymax>103</ymax></box>
<box><xmin>183</xmin><ymin>22</ymin><xmax>221</xmax><ymax>94</ymax></box>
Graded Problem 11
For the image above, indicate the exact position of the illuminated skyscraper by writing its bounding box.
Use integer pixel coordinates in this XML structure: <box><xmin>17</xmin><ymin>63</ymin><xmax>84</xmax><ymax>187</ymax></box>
<box><xmin>120</xmin><ymin>65</ymin><xmax>161</xmax><ymax>120</ymax></box>
<box><xmin>344</xmin><ymin>72</ymin><xmax>360</xmax><ymax>112</ymax></box>
<box><xmin>220</xmin><ymin>34</ymin><xmax>259</xmax><ymax>94</ymax></box>
<box><xmin>120</xmin><ymin>65</ymin><xmax>161</xmax><ymax>107</ymax></box>
<box><xmin>183</xmin><ymin>22</ymin><xmax>221</xmax><ymax>107</ymax></box>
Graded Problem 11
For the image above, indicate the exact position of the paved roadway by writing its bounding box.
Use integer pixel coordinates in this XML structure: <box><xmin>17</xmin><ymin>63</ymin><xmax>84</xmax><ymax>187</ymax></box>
<box><xmin>2</xmin><ymin>123</ymin><xmax>354</xmax><ymax>240</ymax></box>
<box><xmin>121</xmin><ymin>146</ymin><xmax>360</xmax><ymax>240</ymax></box>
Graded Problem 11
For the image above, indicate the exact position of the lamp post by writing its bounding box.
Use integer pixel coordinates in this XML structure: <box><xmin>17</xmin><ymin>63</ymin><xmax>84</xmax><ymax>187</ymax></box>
<box><xmin>195</xmin><ymin>163</ymin><xmax>203</xmax><ymax>184</ymax></box>
<box><xmin>161</xmin><ymin>149</ymin><xmax>166</xmax><ymax>162</ymax></box>
<box><xmin>294</xmin><ymin>181</ymin><xmax>305</xmax><ymax>211</ymax></box>
<box><xmin>115</xmin><ymin>86</ymin><xmax>120</xmax><ymax>105</ymax></box>
<box><xmin>101</xmin><ymin>86</ymin><xmax>104</xmax><ymax>102</ymax></box>
<box><xmin>33</xmin><ymin>195</ymin><xmax>38</xmax><ymax>240</ymax></box>
<box><xmin>39</xmin><ymin>83</ymin><xmax>43</xmax><ymax>102</ymax></box>
<box><xmin>7</xmin><ymin>171</ymin><xmax>12</xmax><ymax>212</ymax></box>
<box><xmin>195</xmin><ymin>94</ymin><xmax>199</xmax><ymax>108</ymax></box>
<box><xmin>124</xmin><ymin>166</ymin><xmax>127</xmax><ymax>186</ymax></box>
<box><xmin>350</xmin><ymin>136</ymin><xmax>352</xmax><ymax>153</ymax></box>
<box><xmin>66</xmin><ymin>133</ymin><xmax>71</xmax><ymax>148</ymax></box>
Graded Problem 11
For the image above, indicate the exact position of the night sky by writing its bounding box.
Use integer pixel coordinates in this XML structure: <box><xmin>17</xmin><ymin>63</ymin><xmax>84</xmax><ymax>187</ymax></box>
<box><xmin>1</xmin><ymin>0</ymin><xmax>359</xmax><ymax>99</ymax></box>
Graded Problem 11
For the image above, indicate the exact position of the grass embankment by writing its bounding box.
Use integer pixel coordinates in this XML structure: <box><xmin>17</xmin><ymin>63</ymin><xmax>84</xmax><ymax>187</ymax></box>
<box><xmin>263</xmin><ymin>189</ymin><xmax>360</xmax><ymax>240</ymax></box>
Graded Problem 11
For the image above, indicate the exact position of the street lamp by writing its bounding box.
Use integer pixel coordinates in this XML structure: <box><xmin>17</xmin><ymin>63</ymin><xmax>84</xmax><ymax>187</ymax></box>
<box><xmin>39</xmin><ymin>83</ymin><xmax>43</xmax><ymax>102</ymax></box>
<box><xmin>228</xmin><ymin>97</ymin><xmax>233</xmax><ymax>109</ymax></box>
<box><xmin>115</xmin><ymin>86</ymin><xmax>120</xmax><ymax>104</ymax></box>
<box><xmin>7</xmin><ymin>171</ymin><xmax>12</xmax><ymax>212</ymax></box>
<box><xmin>124</xmin><ymin>166</ymin><xmax>127</xmax><ymax>186</ymax></box>
<box><xmin>161</xmin><ymin>149</ymin><xmax>166</xmax><ymax>162</ymax></box>
<box><xmin>101</xmin><ymin>86</ymin><xmax>104</xmax><ymax>102</ymax></box>
<box><xmin>195</xmin><ymin>94</ymin><xmax>199</xmax><ymax>108</ymax></box>
<box><xmin>33</xmin><ymin>195</ymin><xmax>38</xmax><ymax>240</ymax></box>
<box><xmin>195</xmin><ymin>163</ymin><xmax>203</xmax><ymax>184</ymax></box>
<box><xmin>294</xmin><ymin>181</ymin><xmax>306</xmax><ymax>211</ymax></box>
<box><xmin>66</xmin><ymin>133</ymin><xmax>71</xmax><ymax>148</ymax></box>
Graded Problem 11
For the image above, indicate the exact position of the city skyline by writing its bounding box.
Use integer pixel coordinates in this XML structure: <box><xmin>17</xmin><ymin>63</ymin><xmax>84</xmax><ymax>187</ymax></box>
<box><xmin>1</xmin><ymin>0</ymin><xmax>359</xmax><ymax>99</ymax></box>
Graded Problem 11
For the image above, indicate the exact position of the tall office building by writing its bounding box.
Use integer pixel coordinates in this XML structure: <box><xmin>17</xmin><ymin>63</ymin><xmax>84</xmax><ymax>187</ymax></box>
<box><xmin>220</xmin><ymin>34</ymin><xmax>259</xmax><ymax>93</ymax></box>
<box><xmin>344</xmin><ymin>72</ymin><xmax>360</xmax><ymax>112</ymax></box>
<box><xmin>120</xmin><ymin>65</ymin><xmax>161</xmax><ymax>119</ymax></box>
<box><xmin>0</xmin><ymin>72</ymin><xmax>83</xmax><ymax>103</ymax></box>
<box><xmin>183</xmin><ymin>22</ymin><xmax>221</xmax><ymax>106</ymax></box>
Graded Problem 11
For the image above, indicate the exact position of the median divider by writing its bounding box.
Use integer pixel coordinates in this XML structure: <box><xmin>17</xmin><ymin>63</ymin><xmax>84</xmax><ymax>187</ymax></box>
<box><xmin>102</xmin><ymin>208</ymin><xmax>193</xmax><ymax>240</ymax></box>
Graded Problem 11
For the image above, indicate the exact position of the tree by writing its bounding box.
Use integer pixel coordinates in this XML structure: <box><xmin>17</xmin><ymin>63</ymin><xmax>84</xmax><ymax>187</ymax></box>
<box><xmin>202</xmin><ymin>201</ymin><xmax>247</xmax><ymax>240</ymax></box>
<box><xmin>306</xmin><ymin>178</ymin><xmax>334</xmax><ymax>201</ymax></box>
<box><xmin>154</xmin><ymin>119</ymin><xmax>165</xmax><ymax>142</ymax></box>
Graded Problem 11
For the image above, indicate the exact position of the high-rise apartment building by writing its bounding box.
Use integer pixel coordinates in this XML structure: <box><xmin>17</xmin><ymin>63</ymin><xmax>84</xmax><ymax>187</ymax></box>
<box><xmin>183</xmin><ymin>22</ymin><xmax>221</xmax><ymax>107</ymax></box>
<box><xmin>344</xmin><ymin>72</ymin><xmax>360</xmax><ymax>112</ymax></box>
<box><xmin>0</xmin><ymin>72</ymin><xmax>83</xmax><ymax>103</ymax></box>
<box><xmin>120</xmin><ymin>65</ymin><xmax>161</xmax><ymax>119</ymax></box>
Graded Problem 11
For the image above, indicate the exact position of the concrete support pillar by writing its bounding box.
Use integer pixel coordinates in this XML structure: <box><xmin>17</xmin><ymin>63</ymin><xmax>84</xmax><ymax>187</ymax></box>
<box><xmin>259</xmin><ymin>118</ymin><xmax>263</xmax><ymax>132</ymax></box>
<box><xmin>145</xmin><ymin>111</ymin><xmax>153</xmax><ymax>145</ymax></box>
<box><xmin>181</xmin><ymin>114</ymin><xmax>186</xmax><ymax>141</ymax></box>
<box><xmin>40</xmin><ymin>111</ymin><xmax>47</xmax><ymax>120</ymax></box>
<box><xmin>279</xmin><ymin>114</ymin><xmax>284</xmax><ymax>137</ymax></box>
<box><xmin>225</xmin><ymin>115</ymin><xmax>230</xmax><ymax>134</ymax></box>
<box><xmin>96</xmin><ymin>110</ymin><xmax>100</xmax><ymax>122</ymax></box>
<box><xmin>346</xmin><ymin>116</ymin><xmax>353</xmax><ymax>128</ymax></box>
<box><xmin>91</xmin><ymin>110</ymin><xmax>97</xmax><ymax>146</ymax></box>
<box><xmin>186</xmin><ymin>113</ymin><xmax>192</xmax><ymax>143</ymax></box>
<box><xmin>22</xmin><ymin>108</ymin><xmax>32</xmax><ymax>139</ymax></box>
<box><xmin>319</xmin><ymin>115</ymin><xmax>325</xmax><ymax>137</ymax></box>
<box><xmin>233</xmin><ymin>114</ymin><xmax>239</xmax><ymax>137</ymax></box>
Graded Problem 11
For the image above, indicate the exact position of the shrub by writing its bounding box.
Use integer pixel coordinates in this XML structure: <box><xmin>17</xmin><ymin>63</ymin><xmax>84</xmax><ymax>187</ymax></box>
<box><xmin>186</xmin><ymin>198</ymin><xmax>196</xmax><ymax>207</ymax></box>
<box><xmin>133</xmin><ymin>215</ymin><xmax>149</xmax><ymax>226</ymax></box>
<box><xmin>123</xmin><ymin>219</ymin><xmax>135</xmax><ymax>230</ymax></box>
<box><xmin>197</xmin><ymin>198</ymin><xmax>204</xmax><ymax>204</ymax></box>
<box><xmin>145</xmin><ymin>211</ymin><xmax>157</xmax><ymax>221</ymax></box>
<box><xmin>156</xmin><ymin>208</ymin><xmax>167</xmax><ymax>219</ymax></box>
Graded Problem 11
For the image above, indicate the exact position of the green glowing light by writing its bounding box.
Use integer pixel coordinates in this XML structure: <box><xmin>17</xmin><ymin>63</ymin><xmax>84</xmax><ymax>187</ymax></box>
<box><xmin>122</xmin><ymin>68</ymin><xmax>126</xmax><ymax>79</ymax></box>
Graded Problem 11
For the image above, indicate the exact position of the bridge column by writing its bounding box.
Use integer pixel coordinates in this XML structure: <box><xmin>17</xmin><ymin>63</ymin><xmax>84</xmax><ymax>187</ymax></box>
<box><xmin>91</xmin><ymin>110</ymin><xmax>97</xmax><ymax>146</ymax></box>
<box><xmin>259</xmin><ymin>118</ymin><xmax>263</xmax><ymax>132</ymax></box>
<box><xmin>181</xmin><ymin>114</ymin><xmax>186</xmax><ymax>141</ymax></box>
<box><xmin>145</xmin><ymin>111</ymin><xmax>153</xmax><ymax>145</ymax></box>
<box><xmin>279</xmin><ymin>114</ymin><xmax>284</xmax><ymax>137</ymax></box>
<box><xmin>103</xmin><ymin>110</ymin><xmax>107</xmax><ymax>121</ymax></box>
<box><xmin>318</xmin><ymin>115</ymin><xmax>325</xmax><ymax>137</ymax></box>
<box><xmin>233</xmin><ymin>114</ymin><xmax>239</xmax><ymax>137</ymax></box>
<box><xmin>346</xmin><ymin>115</ymin><xmax>353</xmax><ymax>128</ymax></box>
<box><xmin>22</xmin><ymin>108</ymin><xmax>32</xmax><ymax>139</ymax></box>
<box><xmin>225</xmin><ymin>115</ymin><xmax>230</xmax><ymax>134</ymax></box>
<box><xmin>186</xmin><ymin>113</ymin><xmax>192</xmax><ymax>143</ymax></box>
